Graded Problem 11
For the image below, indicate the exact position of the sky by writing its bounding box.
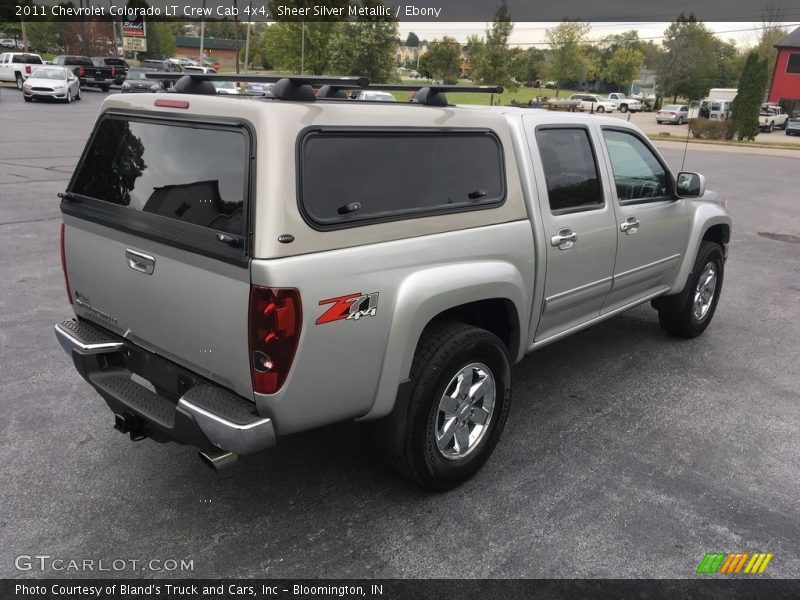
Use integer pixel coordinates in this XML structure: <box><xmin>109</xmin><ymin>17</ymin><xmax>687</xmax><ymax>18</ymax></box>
<box><xmin>396</xmin><ymin>21</ymin><xmax>800</xmax><ymax>48</ymax></box>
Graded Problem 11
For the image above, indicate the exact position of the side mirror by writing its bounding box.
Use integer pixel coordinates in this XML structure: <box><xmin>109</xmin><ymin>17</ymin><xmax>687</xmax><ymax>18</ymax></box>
<box><xmin>676</xmin><ymin>171</ymin><xmax>705</xmax><ymax>198</ymax></box>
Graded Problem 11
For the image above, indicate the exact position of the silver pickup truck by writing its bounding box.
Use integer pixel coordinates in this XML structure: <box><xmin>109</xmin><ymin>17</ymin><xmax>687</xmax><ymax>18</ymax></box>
<box><xmin>55</xmin><ymin>75</ymin><xmax>731</xmax><ymax>489</ymax></box>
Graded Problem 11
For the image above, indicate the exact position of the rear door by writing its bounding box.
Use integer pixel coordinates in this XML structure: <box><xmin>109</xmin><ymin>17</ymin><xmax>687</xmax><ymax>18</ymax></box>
<box><xmin>62</xmin><ymin>112</ymin><xmax>255</xmax><ymax>399</ymax></box>
<box><xmin>524</xmin><ymin>121</ymin><xmax>618</xmax><ymax>341</ymax></box>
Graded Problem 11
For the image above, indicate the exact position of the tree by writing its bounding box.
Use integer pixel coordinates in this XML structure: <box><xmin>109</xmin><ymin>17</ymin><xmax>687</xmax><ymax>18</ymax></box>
<box><xmin>470</xmin><ymin>0</ymin><xmax>515</xmax><ymax>88</ymax></box>
<box><xmin>260</xmin><ymin>22</ymin><xmax>340</xmax><ymax>74</ymax></box>
<box><xmin>544</xmin><ymin>21</ymin><xmax>591</xmax><ymax>96</ymax></box>
<box><xmin>657</xmin><ymin>14</ymin><xmax>718</xmax><ymax>102</ymax></box>
<box><xmin>26</xmin><ymin>22</ymin><xmax>61</xmax><ymax>53</ymax></box>
<box><xmin>731</xmin><ymin>51</ymin><xmax>768</xmax><ymax>141</ymax></box>
<box><xmin>328</xmin><ymin>18</ymin><xmax>399</xmax><ymax>83</ymax></box>
<box><xmin>603</xmin><ymin>47</ymin><xmax>645</xmax><ymax>91</ymax></box>
<box><xmin>418</xmin><ymin>36</ymin><xmax>461</xmax><ymax>84</ymax></box>
<box><xmin>143</xmin><ymin>22</ymin><xmax>176</xmax><ymax>59</ymax></box>
<box><xmin>405</xmin><ymin>32</ymin><xmax>419</xmax><ymax>47</ymax></box>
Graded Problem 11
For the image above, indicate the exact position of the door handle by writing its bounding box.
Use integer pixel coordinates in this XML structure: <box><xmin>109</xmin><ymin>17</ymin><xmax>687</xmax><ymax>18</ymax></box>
<box><xmin>620</xmin><ymin>216</ymin><xmax>640</xmax><ymax>235</ymax></box>
<box><xmin>550</xmin><ymin>228</ymin><xmax>578</xmax><ymax>250</ymax></box>
<box><xmin>125</xmin><ymin>249</ymin><xmax>155</xmax><ymax>275</ymax></box>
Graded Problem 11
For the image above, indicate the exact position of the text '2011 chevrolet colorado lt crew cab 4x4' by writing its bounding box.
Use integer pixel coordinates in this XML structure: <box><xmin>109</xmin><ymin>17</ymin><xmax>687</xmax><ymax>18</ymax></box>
<box><xmin>55</xmin><ymin>74</ymin><xmax>731</xmax><ymax>489</ymax></box>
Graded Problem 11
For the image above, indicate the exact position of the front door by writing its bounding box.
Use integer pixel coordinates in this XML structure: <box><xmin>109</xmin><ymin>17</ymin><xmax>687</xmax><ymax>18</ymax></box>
<box><xmin>595</xmin><ymin>127</ymin><xmax>689</xmax><ymax>312</ymax></box>
<box><xmin>525</xmin><ymin>122</ymin><xmax>619</xmax><ymax>342</ymax></box>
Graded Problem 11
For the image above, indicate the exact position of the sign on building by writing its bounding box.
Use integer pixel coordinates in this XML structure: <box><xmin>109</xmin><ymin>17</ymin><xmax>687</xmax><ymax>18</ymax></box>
<box><xmin>123</xmin><ymin>37</ymin><xmax>147</xmax><ymax>52</ymax></box>
<box><xmin>122</xmin><ymin>19</ymin><xmax>146</xmax><ymax>38</ymax></box>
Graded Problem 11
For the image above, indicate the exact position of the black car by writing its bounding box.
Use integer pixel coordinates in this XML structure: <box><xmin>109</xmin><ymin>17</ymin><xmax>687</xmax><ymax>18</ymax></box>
<box><xmin>92</xmin><ymin>57</ymin><xmax>129</xmax><ymax>85</ymax></box>
<box><xmin>121</xmin><ymin>67</ymin><xmax>161</xmax><ymax>93</ymax></box>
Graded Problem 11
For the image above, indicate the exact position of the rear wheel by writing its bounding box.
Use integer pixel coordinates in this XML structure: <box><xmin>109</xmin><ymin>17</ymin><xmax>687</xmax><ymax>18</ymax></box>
<box><xmin>767</xmin><ymin>121</ymin><xmax>774</xmax><ymax>133</ymax></box>
<box><xmin>392</xmin><ymin>321</ymin><xmax>512</xmax><ymax>490</ymax></box>
<box><xmin>15</xmin><ymin>73</ymin><xmax>24</xmax><ymax>90</ymax></box>
<box><xmin>655</xmin><ymin>241</ymin><xmax>724</xmax><ymax>338</ymax></box>
<box><xmin>596</xmin><ymin>106</ymin><xmax>605</xmax><ymax>113</ymax></box>
<box><xmin>101</xmin><ymin>84</ymin><xmax>110</xmax><ymax>92</ymax></box>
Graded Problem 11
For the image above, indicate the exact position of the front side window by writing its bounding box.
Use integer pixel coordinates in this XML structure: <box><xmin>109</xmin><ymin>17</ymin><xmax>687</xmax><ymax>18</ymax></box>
<box><xmin>602</xmin><ymin>129</ymin><xmax>669</xmax><ymax>201</ymax></box>
<box><xmin>299</xmin><ymin>130</ymin><xmax>505</xmax><ymax>228</ymax></box>
<box><xmin>70</xmin><ymin>117</ymin><xmax>248</xmax><ymax>236</ymax></box>
<box><xmin>535</xmin><ymin>128</ymin><xmax>603</xmax><ymax>212</ymax></box>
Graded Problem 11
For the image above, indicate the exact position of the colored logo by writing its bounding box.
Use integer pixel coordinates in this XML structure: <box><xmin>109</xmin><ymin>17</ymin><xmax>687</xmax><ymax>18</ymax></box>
<box><xmin>316</xmin><ymin>292</ymin><xmax>379</xmax><ymax>325</ymax></box>
<box><xmin>696</xmin><ymin>552</ymin><xmax>774</xmax><ymax>574</ymax></box>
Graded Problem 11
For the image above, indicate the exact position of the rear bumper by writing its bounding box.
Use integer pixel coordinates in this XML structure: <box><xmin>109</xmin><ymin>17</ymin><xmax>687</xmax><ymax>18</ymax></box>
<box><xmin>55</xmin><ymin>318</ymin><xmax>275</xmax><ymax>455</ymax></box>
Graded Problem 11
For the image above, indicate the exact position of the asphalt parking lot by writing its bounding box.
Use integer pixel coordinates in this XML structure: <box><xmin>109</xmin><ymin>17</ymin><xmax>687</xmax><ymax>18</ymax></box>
<box><xmin>1</xmin><ymin>87</ymin><xmax>799</xmax><ymax>579</ymax></box>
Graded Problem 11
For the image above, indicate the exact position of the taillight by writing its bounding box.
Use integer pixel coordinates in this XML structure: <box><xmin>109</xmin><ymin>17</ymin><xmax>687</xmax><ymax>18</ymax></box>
<box><xmin>60</xmin><ymin>223</ymin><xmax>72</xmax><ymax>305</ymax></box>
<box><xmin>249</xmin><ymin>286</ymin><xmax>302</xmax><ymax>394</ymax></box>
<box><xmin>78</xmin><ymin>67</ymin><xmax>85</xmax><ymax>77</ymax></box>
<box><xmin>111</xmin><ymin>66</ymin><xmax>115</xmax><ymax>78</ymax></box>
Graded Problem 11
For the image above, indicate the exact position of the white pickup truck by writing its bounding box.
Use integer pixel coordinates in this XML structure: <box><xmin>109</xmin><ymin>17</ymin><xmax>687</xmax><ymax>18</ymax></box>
<box><xmin>0</xmin><ymin>52</ymin><xmax>44</xmax><ymax>89</ymax></box>
<box><xmin>759</xmin><ymin>104</ymin><xmax>789</xmax><ymax>132</ymax></box>
<box><xmin>607</xmin><ymin>93</ymin><xmax>643</xmax><ymax>113</ymax></box>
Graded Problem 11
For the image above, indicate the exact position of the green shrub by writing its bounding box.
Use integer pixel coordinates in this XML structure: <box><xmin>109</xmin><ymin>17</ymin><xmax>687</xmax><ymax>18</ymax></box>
<box><xmin>689</xmin><ymin>118</ymin><xmax>736</xmax><ymax>140</ymax></box>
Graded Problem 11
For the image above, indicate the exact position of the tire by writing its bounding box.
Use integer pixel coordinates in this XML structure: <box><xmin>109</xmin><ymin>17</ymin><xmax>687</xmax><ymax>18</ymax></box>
<box><xmin>23</xmin><ymin>95</ymin><xmax>31</xmax><ymax>102</ymax></box>
<box><xmin>15</xmin><ymin>73</ymin><xmax>24</xmax><ymax>90</ymax></box>
<box><xmin>65</xmin><ymin>90</ymin><xmax>72</xmax><ymax>104</ymax></box>
<box><xmin>596</xmin><ymin>106</ymin><xmax>605</xmax><ymax>113</ymax></box>
<box><xmin>656</xmin><ymin>241</ymin><xmax>724</xmax><ymax>339</ymax></box>
<box><xmin>767</xmin><ymin>121</ymin><xmax>774</xmax><ymax>133</ymax></box>
<box><xmin>781</xmin><ymin>120</ymin><xmax>788</xmax><ymax>130</ymax></box>
<box><xmin>101</xmin><ymin>84</ymin><xmax>110</xmax><ymax>92</ymax></box>
<box><xmin>75</xmin><ymin>88</ymin><xmax>81</xmax><ymax>100</ymax></box>
<box><xmin>391</xmin><ymin>321</ymin><xmax>512</xmax><ymax>490</ymax></box>
<box><xmin>656</xmin><ymin>120</ymin><xmax>662</xmax><ymax>124</ymax></box>
<box><xmin>620</xmin><ymin>104</ymin><xmax>628</xmax><ymax>113</ymax></box>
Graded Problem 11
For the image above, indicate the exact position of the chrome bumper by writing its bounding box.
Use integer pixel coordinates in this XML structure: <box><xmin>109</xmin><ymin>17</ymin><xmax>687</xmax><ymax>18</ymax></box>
<box><xmin>55</xmin><ymin>319</ymin><xmax>275</xmax><ymax>455</ymax></box>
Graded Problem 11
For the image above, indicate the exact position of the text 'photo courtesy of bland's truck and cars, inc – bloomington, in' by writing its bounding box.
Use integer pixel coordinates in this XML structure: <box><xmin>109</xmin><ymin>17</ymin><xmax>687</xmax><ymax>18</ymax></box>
<box><xmin>1</xmin><ymin>0</ymin><xmax>800</xmax><ymax>597</ymax></box>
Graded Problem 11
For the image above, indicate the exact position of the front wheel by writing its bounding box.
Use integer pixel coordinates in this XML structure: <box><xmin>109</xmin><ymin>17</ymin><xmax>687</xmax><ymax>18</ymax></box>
<box><xmin>767</xmin><ymin>121</ymin><xmax>774</xmax><ymax>133</ymax></box>
<box><xmin>101</xmin><ymin>84</ymin><xmax>110</xmax><ymax>92</ymax></box>
<box><xmin>655</xmin><ymin>241</ymin><xmax>724</xmax><ymax>338</ymax></box>
<box><xmin>392</xmin><ymin>321</ymin><xmax>512</xmax><ymax>490</ymax></box>
<box><xmin>65</xmin><ymin>90</ymin><xmax>72</xmax><ymax>103</ymax></box>
<box><xmin>75</xmin><ymin>88</ymin><xmax>81</xmax><ymax>101</ymax></box>
<box><xmin>596</xmin><ymin>106</ymin><xmax>605</xmax><ymax>113</ymax></box>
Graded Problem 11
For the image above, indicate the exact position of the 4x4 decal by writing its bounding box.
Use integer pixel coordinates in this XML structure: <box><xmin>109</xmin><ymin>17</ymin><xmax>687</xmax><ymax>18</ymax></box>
<box><xmin>316</xmin><ymin>292</ymin><xmax>379</xmax><ymax>325</ymax></box>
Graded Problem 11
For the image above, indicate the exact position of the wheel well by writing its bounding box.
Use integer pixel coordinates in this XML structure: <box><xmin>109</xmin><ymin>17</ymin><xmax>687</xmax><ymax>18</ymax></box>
<box><xmin>430</xmin><ymin>299</ymin><xmax>520</xmax><ymax>358</ymax></box>
<box><xmin>703</xmin><ymin>224</ymin><xmax>730</xmax><ymax>246</ymax></box>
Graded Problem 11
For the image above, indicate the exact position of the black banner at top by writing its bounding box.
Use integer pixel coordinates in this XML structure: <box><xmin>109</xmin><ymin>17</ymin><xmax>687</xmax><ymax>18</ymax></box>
<box><xmin>3</xmin><ymin>0</ymin><xmax>800</xmax><ymax>22</ymax></box>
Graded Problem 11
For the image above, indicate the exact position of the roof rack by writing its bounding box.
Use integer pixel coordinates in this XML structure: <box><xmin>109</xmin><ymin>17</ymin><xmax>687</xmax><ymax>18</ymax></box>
<box><xmin>143</xmin><ymin>73</ymin><xmax>503</xmax><ymax>106</ymax></box>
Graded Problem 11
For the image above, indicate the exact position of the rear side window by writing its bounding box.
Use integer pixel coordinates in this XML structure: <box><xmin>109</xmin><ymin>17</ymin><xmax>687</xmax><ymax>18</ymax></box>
<box><xmin>535</xmin><ymin>128</ymin><xmax>603</xmax><ymax>212</ymax></box>
<box><xmin>70</xmin><ymin>116</ymin><xmax>248</xmax><ymax>236</ymax></box>
<box><xmin>299</xmin><ymin>129</ymin><xmax>505</xmax><ymax>228</ymax></box>
<box><xmin>12</xmin><ymin>54</ymin><xmax>42</xmax><ymax>64</ymax></box>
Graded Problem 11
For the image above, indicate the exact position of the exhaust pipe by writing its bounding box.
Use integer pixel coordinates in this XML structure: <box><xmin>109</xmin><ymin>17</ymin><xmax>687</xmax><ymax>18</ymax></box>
<box><xmin>198</xmin><ymin>450</ymin><xmax>238</xmax><ymax>471</ymax></box>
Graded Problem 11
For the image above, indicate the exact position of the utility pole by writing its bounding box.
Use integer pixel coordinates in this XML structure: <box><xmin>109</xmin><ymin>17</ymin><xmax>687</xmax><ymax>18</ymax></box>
<box><xmin>199</xmin><ymin>0</ymin><xmax>205</xmax><ymax>63</ymax></box>
<box><xmin>234</xmin><ymin>0</ymin><xmax>240</xmax><ymax>74</ymax></box>
<box><xmin>243</xmin><ymin>1</ymin><xmax>252</xmax><ymax>73</ymax></box>
<box><xmin>301</xmin><ymin>22</ymin><xmax>305</xmax><ymax>74</ymax></box>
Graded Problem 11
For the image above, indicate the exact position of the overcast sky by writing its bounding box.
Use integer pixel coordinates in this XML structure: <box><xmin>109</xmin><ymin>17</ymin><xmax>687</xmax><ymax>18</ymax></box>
<box><xmin>397</xmin><ymin>21</ymin><xmax>800</xmax><ymax>48</ymax></box>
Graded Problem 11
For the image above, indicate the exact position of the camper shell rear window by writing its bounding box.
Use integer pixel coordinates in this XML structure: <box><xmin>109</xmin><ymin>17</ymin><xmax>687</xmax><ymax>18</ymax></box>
<box><xmin>64</xmin><ymin>112</ymin><xmax>253</xmax><ymax>265</ymax></box>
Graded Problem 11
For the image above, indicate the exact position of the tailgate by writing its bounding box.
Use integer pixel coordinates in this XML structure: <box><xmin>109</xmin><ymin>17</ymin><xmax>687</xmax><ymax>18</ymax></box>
<box><xmin>62</xmin><ymin>111</ymin><xmax>254</xmax><ymax>400</ymax></box>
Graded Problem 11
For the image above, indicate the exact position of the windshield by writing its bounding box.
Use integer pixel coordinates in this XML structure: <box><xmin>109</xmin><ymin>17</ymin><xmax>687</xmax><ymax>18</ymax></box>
<box><xmin>127</xmin><ymin>70</ymin><xmax>149</xmax><ymax>80</ymax></box>
<box><xmin>31</xmin><ymin>69</ymin><xmax>65</xmax><ymax>80</ymax></box>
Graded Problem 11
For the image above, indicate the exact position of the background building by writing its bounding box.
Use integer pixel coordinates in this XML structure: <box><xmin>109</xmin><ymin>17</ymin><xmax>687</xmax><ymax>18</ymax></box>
<box><xmin>767</xmin><ymin>26</ymin><xmax>800</xmax><ymax>117</ymax></box>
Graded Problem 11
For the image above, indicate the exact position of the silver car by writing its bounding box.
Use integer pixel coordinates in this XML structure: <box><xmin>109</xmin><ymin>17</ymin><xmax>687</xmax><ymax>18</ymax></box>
<box><xmin>656</xmin><ymin>104</ymin><xmax>689</xmax><ymax>125</ymax></box>
<box><xmin>786</xmin><ymin>117</ymin><xmax>800</xmax><ymax>136</ymax></box>
<box><xmin>22</xmin><ymin>67</ymin><xmax>80</xmax><ymax>103</ymax></box>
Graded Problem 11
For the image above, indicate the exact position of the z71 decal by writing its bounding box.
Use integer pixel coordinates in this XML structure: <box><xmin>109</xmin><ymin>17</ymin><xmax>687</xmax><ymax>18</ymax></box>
<box><xmin>316</xmin><ymin>292</ymin><xmax>379</xmax><ymax>325</ymax></box>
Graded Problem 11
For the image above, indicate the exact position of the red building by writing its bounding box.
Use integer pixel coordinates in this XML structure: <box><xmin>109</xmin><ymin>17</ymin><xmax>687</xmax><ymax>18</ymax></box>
<box><xmin>768</xmin><ymin>26</ymin><xmax>800</xmax><ymax>117</ymax></box>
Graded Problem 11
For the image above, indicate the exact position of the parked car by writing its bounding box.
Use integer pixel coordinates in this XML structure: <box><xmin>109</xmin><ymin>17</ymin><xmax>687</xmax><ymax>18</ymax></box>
<box><xmin>569</xmin><ymin>93</ymin><xmax>616</xmax><ymax>113</ymax></box>
<box><xmin>121</xmin><ymin>67</ymin><xmax>161</xmax><ymax>93</ymax></box>
<box><xmin>212</xmin><ymin>80</ymin><xmax>239</xmax><ymax>95</ymax></box>
<box><xmin>92</xmin><ymin>57</ymin><xmax>129</xmax><ymax>85</ymax></box>
<box><xmin>139</xmin><ymin>59</ymin><xmax>183</xmax><ymax>89</ymax></box>
<box><xmin>54</xmin><ymin>76</ymin><xmax>730</xmax><ymax>489</ymax></box>
<box><xmin>758</xmin><ymin>104</ymin><xmax>789</xmax><ymax>132</ymax></box>
<box><xmin>409</xmin><ymin>70</ymin><xmax>422</xmax><ymax>79</ymax></box>
<box><xmin>524</xmin><ymin>80</ymin><xmax>541</xmax><ymax>88</ymax></box>
<box><xmin>785</xmin><ymin>117</ymin><xmax>800</xmax><ymax>136</ymax></box>
<box><xmin>544</xmin><ymin>80</ymin><xmax>558</xmax><ymax>88</ymax></box>
<box><xmin>607</xmin><ymin>93</ymin><xmax>642</xmax><ymax>113</ymax></box>
<box><xmin>1</xmin><ymin>38</ymin><xmax>16</xmax><ymax>49</ymax></box>
<box><xmin>171</xmin><ymin>56</ymin><xmax>198</xmax><ymax>67</ymax></box>
<box><xmin>241</xmin><ymin>81</ymin><xmax>272</xmax><ymax>96</ymax></box>
<box><xmin>21</xmin><ymin>66</ymin><xmax>81</xmax><ymax>103</ymax></box>
<box><xmin>183</xmin><ymin>65</ymin><xmax>216</xmax><ymax>74</ymax></box>
<box><xmin>50</xmin><ymin>55</ymin><xmax>115</xmax><ymax>92</ymax></box>
<box><xmin>656</xmin><ymin>104</ymin><xmax>689</xmax><ymax>125</ymax></box>
<box><xmin>355</xmin><ymin>91</ymin><xmax>396</xmax><ymax>102</ymax></box>
<box><xmin>0</xmin><ymin>52</ymin><xmax>44</xmax><ymax>89</ymax></box>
